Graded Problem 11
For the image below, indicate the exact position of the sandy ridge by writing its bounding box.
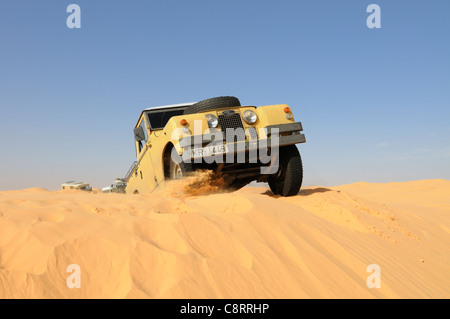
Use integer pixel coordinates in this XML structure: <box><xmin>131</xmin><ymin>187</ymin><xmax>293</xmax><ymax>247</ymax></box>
<box><xmin>0</xmin><ymin>179</ymin><xmax>449</xmax><ymax>298</ymax></box>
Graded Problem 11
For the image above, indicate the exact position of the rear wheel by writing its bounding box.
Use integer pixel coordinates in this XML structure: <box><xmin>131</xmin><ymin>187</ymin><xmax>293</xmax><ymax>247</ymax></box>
<box><xmin>268</xmin><ymin>145</ymin><xmax>303</xmax><ymax>196</ymax></box>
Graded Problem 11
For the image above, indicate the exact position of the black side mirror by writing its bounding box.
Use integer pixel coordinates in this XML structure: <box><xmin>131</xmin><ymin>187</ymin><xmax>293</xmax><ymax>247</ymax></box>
<box><xmin>134</xmin><ymin>126</ymin><xmax>146</xmax><ymax>142</ymax></box>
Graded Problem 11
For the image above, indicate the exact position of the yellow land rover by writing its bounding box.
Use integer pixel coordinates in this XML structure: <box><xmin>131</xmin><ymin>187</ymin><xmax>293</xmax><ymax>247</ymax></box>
<box><xmin>125</xmin><ymin>96</ymin><xmax>306</xmax><ymax>196</ymax></box>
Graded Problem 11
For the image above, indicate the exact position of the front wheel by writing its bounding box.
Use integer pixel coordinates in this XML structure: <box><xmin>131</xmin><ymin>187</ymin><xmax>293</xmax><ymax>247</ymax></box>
<box><xmin>170</xmin><ymin>160</ymin><xmax>184</xmax><ymax>179</ymax></box>
<box><xmin>168</xmin><ymin>147</ymin><xmax>193</xmax><ymax>180</ymax></box>
<box><xmin>268</xmin><ymin>145</ymin><xmax>303</xmax><ymax>196</ymax></box>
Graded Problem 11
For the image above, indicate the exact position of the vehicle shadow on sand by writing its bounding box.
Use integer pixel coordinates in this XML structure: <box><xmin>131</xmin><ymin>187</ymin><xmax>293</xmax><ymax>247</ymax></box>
<box><xmin>261</xmin><ymin>187</ymin><xmax>333</xmax><ymax>198</ymax></box>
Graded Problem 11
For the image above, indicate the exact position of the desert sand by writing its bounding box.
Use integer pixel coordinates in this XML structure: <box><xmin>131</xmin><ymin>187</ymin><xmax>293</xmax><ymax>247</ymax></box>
<box><xmin>0</xmin><ymin>179</ymin><xmax>449</xmax><ymax>298</ymax></box>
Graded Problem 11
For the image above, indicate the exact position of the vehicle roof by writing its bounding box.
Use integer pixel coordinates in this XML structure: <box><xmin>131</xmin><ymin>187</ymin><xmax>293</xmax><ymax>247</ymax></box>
<box><xmin>143</xmin><ymin>102</ymin><xmax>197</xmax><ymax>112</ymax></box>
<box><xmin>61</xmin><ymin>181</ymin><xmax>90</xmax><ymax>186</ymax></box>
<box><xmin>136</xmin><ymin>102</ymin><xmax>197</xmax><ymax>128</ymax></box>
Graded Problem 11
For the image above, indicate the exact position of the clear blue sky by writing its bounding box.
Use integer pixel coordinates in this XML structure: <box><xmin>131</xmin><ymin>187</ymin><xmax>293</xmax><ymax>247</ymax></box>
<box><xmin>1</xmin><ymin>0</ymin><xmax>449</xmax><ymax>190</ymax></box>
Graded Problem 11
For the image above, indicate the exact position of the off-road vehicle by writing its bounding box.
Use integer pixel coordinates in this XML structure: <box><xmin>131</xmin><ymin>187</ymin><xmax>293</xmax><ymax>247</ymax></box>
<box><xmin>61</xmin><ymin>181</ymin><xmax>92</xmax><ymax>192</ymax></box>
<box><xmin>125</xmin><ymin>96</ymin><xmax>306</xmax><ymax>196</ymax></box>
<box><xmin>102</xmin><ymin>178</ymin><xmax>127</xmax><ymax>194</ymax></box>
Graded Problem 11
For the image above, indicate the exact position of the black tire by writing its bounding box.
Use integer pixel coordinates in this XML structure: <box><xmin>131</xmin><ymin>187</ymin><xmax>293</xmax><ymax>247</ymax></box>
<box><xmin>184</xmin><ymin>96</ymin><xmax>241</xmax><ymax>115</ymax></box>
<box><xmin>268</xmin><ymin>145</ymin><xmax>303</xmax><ymax>196</ymax></box>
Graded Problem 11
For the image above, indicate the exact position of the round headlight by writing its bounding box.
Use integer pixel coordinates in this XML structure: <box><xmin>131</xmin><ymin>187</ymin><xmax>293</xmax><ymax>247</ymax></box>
<box><xmin>243</xmin><ymin>110</ymin><xmax>258</xmax><ymax>124</ymax></box>
<box><xmin>205</xmin><ymin>114</ymin><xmax>218</xmax><ymax>128</ymax></box>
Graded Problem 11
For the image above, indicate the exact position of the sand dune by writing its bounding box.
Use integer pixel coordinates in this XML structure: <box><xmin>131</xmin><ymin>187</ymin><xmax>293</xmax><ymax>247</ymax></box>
<box><xmin>0</xmin><ymin>179</ymin><xmax>449</xmax><ymax>298</ymax></box>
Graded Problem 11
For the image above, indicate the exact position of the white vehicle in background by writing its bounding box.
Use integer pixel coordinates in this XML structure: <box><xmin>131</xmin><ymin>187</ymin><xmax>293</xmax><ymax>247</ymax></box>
<box><xmin>102</xmin><ymin>178</ymin><xmax>127</xmax><ymax>194</ymax></box>
<box><xmin>61</xmin><ymin>181</ymin><xmax>92</xmax><ymax>192</ymax></box>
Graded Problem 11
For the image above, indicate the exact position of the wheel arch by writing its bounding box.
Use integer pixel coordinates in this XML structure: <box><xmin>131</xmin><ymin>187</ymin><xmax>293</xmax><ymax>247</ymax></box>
<box><xmin>162</xmin><ymin>142</ymin><xmax>176</xmax><ymax>180</ymax></box>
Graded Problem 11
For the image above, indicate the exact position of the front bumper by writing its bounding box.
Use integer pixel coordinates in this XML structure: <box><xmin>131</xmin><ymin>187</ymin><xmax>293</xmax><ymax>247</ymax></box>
<box><xmin>265</xmin><ymin>122</ymin><xmax>306</xmax><ymax>146</ymax></box>
<box><xmin>179</xmin><ymin>122</ymin><xmax>306</xmax><ymax>159</ymax></box>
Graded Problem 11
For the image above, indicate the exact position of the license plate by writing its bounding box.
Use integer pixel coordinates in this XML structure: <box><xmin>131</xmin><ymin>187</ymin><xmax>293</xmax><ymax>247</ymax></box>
<box><xmin>190</xmin><ymin>144</ymin><xmax>229</xmax><ymax>159</ymax></box>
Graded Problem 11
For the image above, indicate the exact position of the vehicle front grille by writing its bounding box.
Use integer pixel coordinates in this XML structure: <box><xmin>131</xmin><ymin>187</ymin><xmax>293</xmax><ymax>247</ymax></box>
<box><xmin>247</xmin><ymin>127</ymin><xmax>258</xmax><ymax>140</ymax></box>
<box><xmin>218</xmin><ymin>112</ymin><xmax>246</xmax><ymax>142</ymax></box>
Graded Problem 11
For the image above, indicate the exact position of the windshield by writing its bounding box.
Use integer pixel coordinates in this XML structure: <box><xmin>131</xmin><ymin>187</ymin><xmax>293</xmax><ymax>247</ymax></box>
<box><xmin>147</xmin><ymin>109</ymin><xmax>185</xmax><ymax>130</ymax></box>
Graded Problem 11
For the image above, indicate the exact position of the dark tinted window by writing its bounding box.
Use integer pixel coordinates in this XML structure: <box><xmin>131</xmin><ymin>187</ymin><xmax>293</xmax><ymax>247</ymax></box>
<box><xmin>147</xmin><ymin>109</ymin><xmax>185</xmax><ymax>130</ymax></box>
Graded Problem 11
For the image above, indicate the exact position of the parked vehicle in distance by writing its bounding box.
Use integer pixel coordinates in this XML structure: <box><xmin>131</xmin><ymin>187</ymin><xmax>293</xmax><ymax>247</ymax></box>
<box><xmin>125</xmin><ymin>96</ymin><xmax>306</xmax><ymax>196</ymax></box>
<box><xmin>61</xmin><ymin>181</ymin><xmax>92</xmax><ymax>192</ymax></box>
<box><xmin>102</xmin><ymin>178</ymin><xmax>127</xmax><ymax>194</ymax></box>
